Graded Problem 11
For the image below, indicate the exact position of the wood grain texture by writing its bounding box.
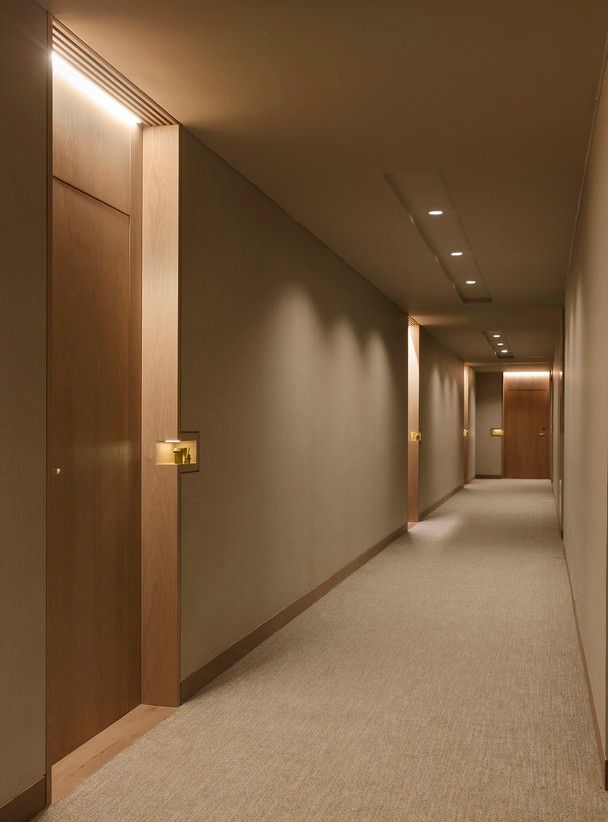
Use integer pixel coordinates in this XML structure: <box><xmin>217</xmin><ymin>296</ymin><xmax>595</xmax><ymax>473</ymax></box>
<box><xmin>503</xmin><ymin>382</ymin><xmax>550</xmax><ymax>479</ymax></box>
<box><xmin>141</xmin><ymin>125</ymin><xmax>181</xmax><ymax>707</ymax></box>
<box><xmin>180</xmin><ymin>525</ymin><xmax>406</xmax><ymax>702</ymax></box>
<box><xmin>463</xmin><ymin>365</ymin><xmax>470</xmax><ymax>484</ymax></box>
<box><xmin>0</xmin><ymin>778</ymin><xmax>46</xmax><ymax>822</ymax></box>
<box><xmin>48</xmin><ymin>180</ymin><xmax>140</xmax><ymax>764</ymax></box>
<box><xmin>53</xmin><ymin>70</ymin><xmax>132</xmax><ymax>213</ymax></box>
<box><xmin>407</xmin><ymin>320</ymin><xmax>420</xmax><ymax>523</ymax></box>
<box><xmin>51</xmin><ymin>704</ymin><xmax>174</xmax><ymax>803</ymax></box>
<box><xmin>502</xmin><ymin>373</ymin><xmax>549</xmax><ymax>392</ymax></box>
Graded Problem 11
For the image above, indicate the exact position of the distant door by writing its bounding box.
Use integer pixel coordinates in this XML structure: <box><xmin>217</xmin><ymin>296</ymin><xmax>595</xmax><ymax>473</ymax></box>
<box><xmin>503</xmin><ymin>380</ymin><xmax>550</xmax><ymax>478</ymax></box>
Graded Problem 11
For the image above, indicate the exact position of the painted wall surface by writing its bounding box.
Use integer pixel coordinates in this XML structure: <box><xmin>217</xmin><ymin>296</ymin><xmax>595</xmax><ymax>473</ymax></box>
<box><xmin>552</xmin><ymin>320</ymin><xmax>564</xmax><ymax>528</ymax></box>
<box><xmin>475</xmin><ymin>373</ymin><xmax>503</xmax><ymax>477</ymax></box>
<box><xmin>0</xmin><ymin>0</ymin><xmax>47</xmax><ymax>806</ymax></box>
<box><xmin>179</xmin><ymin>128</ymin><xmax>407</xmax><ymax>678</ymax></box>
<box><xmin>564</xmin><ymin>70</ymin><xmax>608</xmax><ymax>752</ymax></box>
<box><xmin>418</xmin><ymin>329</ymin><xmax>464</xmax><ymax>515</ymax></box>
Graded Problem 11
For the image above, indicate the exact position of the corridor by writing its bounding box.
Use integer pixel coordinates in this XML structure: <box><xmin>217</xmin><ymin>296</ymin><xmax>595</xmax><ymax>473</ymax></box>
<box><xmin>38</xmin><ymin>481</ymin><xmax>607</xmax><ymax>821</ymax></box>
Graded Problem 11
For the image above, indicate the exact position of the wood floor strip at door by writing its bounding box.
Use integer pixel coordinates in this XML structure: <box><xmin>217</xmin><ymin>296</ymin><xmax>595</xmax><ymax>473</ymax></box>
<box><xmin>51</xmin><ymin>704</ymin><xmax>175</xmax><ymax>803</ymax></box>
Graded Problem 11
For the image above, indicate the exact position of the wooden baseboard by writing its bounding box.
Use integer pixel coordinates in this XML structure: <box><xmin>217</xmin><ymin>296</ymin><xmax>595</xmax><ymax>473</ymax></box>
<box><xmin>0</xmin><ymin>778</ymin><xmax>46</xmax><ymax>822</ymax></box>
<box><xmin>180</xmin><ymin>525</ymin><xmax>407</xmax><ymax>702</ymax></box>
<box><xmin>475</xmin><ymin>474</ymin><xmax>502</xmax><ymax>479</ymax></box>
<box><xmin>419</xmin><ymin>485</ymin><xmax>463</xmax><ymax>521</ymax></box>
<box><xmin>562</xmin><ymin>546</ymin><xmax>608</xmax><ymax>789</ymax></box>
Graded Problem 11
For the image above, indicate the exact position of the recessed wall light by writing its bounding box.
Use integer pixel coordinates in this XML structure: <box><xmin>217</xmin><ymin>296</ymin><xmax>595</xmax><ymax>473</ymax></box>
<box><xmin>450</xmin><ymin>251</ymin><xmax>464</xmax><ymax>257</ymax></box>
<box><xmin>52</xmin><ymin>52</ymin><xmax>141</xmax><ymax>125</ymax></box>
<box><xmin>493</xmin><ymin>334</ymin><xmax>501</xmax><ymax>338</ymax></box>
<box><xmin>428</xmin><ymin>210</ymin><xmax>444</xmax><ymax>216</ymax></box>
<box><xmin>501</xmin><ymin>349</ymin><xmax>508</xmax><ymax>353</ymax></box>
<box><xmin>465</xmin><ymin>279</ymin><xmax>476</xmax><ymax>285</ymax></box>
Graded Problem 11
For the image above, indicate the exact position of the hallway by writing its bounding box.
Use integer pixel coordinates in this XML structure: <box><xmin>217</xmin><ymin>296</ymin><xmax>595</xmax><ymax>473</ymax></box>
<box><xmin>38</xmin><ymin>481</ymin><xmax>607</xmax><ymax>821</ymax></box>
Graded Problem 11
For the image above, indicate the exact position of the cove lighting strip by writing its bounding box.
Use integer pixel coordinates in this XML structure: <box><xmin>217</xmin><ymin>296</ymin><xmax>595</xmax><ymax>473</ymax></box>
<box><xmin>504</xmin><ymin>371</ymin><xmax>550</xmax><ymax>377</ymax></box>
<box><xmin>52</xmin><ymin>52</ymin><xmax>142</xmax><ymax>126</ymax></box>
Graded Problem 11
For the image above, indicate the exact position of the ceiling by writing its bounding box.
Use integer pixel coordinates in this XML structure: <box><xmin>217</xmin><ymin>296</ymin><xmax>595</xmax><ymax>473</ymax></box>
<box><xmin>43</xmin><ymin>0</ymin><xmax>608</xmax><ymax>364</ymax></box>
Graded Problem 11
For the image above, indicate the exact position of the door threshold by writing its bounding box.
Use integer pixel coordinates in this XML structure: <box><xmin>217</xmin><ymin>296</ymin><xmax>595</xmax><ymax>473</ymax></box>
<box><xmin>51</xmin><ymin>703</ymin><xmax>175</xmax><ymax>803</ymax></box>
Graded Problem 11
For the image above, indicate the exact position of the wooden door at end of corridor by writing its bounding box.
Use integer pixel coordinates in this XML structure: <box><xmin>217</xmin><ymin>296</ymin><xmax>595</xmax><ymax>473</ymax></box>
<box><xmin>503</xmin><ymin>373</ymin><xmax>550</xmax><ymax>479</ymax></box>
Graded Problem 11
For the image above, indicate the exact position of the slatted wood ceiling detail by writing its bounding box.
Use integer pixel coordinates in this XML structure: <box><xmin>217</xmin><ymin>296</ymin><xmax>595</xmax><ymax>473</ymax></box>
<box><xmin>51</xmin><ymin>20</ymin><xmax>176</xmax><ymax>127</ymax></box>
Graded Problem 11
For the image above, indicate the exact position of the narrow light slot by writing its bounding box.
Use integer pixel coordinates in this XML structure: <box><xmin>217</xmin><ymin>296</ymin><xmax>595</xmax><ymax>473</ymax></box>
<box><xmin>52</xmin><ymin>52</ymin><xmax>141</xmax><ymax>125</ymax></box>
<box><xmin>428</xmin><ymin>210</ymin><xmax>443</xmax><ymax>216</ymax></box>
<box><xmin>450</xmin><ymin>251</ymin><xmax>463</xmax><ymax>257</ymax></box>
<box><xmin>465</xmin><ymin>279</ymin><xmax>476</xmax><ymax>285</ymax></box>
<box><xmin>505</xmin><ymin>371</ymin><xmax>550</xmax><ymax>377</ymax></box>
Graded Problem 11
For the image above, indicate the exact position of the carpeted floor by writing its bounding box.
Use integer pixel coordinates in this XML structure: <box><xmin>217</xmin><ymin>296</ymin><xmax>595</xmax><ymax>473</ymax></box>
<box><xmin>39</xmin><ymin>480</ymin><xmax>608</xmax><ymax>821</ymax></box>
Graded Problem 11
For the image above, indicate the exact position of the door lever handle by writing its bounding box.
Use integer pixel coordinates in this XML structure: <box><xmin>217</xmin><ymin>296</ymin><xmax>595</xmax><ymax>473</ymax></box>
<box><xmin>52</xmin><ymin>467</ymin><xmax>63</xmax><ymax>475</ymax></box>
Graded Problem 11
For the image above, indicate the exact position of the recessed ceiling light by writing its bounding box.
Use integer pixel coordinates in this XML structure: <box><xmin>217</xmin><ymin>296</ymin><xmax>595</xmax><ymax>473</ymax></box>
<box><xmin>450</xmin><ymin>251</ymin><xmax>464</xmax><ymax>257</ymax></box>
<box><xmin>492</xmin><ymin>334</ymin><xmax>501</xmax><ymax>338</ymax></box>
<box><xmin>428</xmin><ymin>210</ymin><xmax>443</xmax><ymax>216</ymax></box>
<box><xmin>465</xmin><ymin>279</ymin><xmax>476</xmax><ymax>285</ymax></box>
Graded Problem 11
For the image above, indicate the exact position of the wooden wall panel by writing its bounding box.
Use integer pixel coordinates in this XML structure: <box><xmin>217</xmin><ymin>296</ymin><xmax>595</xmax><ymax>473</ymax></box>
<box><xmin>407</xmin><ymin>320</ymin><xmax>420</xmax><ymax>522</ymax></box>
<box><xmin>53</xmin><ymin>70</ymin><xmax>132</xmax><ymax>213</ymax></box>
<box><xmin>141</xmin><ymin>125</ymin><xmax>181</xmax><ymax>707</ymax></box>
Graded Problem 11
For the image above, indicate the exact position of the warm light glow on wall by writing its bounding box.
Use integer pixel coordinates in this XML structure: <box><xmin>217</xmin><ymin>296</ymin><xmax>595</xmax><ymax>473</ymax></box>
<box><xmin>504</xmin><ymin>371</ymin><xmax>550</xmax><ymax>377</ymax></box>
<box><xmin>52</xmin><ymin>52</ymin><xmax>141</xmax><ymax>125</ymax></box>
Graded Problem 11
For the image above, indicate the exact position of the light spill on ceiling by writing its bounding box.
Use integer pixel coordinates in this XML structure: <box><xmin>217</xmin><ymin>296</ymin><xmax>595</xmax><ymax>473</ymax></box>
<box><xmin>42</xmin><ymin>0</ymin><xmax>608</xmax><ymax>365</ymax></box>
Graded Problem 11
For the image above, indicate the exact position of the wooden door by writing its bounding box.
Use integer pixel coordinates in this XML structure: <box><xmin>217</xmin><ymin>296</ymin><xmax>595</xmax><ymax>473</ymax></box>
<box><xmin>503</xmin><ymin>376</ymin><xmax>550</xmax><ymax>479</ymax></box>
<box><xmin>407</xmin><ymin>320</ymin><xmax>420</xmax><ymax>522</ymax></box>
<box><xmin>48</xmin><ymin>68</ymin><xmax>141</xmax><ymax>766</ymax></box>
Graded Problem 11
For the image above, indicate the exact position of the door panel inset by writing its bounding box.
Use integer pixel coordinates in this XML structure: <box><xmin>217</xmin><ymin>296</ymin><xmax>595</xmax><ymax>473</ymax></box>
<box><xmin>48</xmin><ymin>180</ymin><xmax>140</xmax><ymax>764</ymax></box>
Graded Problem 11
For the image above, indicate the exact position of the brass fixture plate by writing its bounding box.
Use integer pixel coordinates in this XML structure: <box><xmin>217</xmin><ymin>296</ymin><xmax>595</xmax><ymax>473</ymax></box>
<box><xmin>490</xmin><ymin>428</ymin><xmax>504</xmax><ymax>437</ymax></box>
<box><xmin>410</xmin><ymin>431</ymin><xmax>422</xmax><ymax>442</ymax></box>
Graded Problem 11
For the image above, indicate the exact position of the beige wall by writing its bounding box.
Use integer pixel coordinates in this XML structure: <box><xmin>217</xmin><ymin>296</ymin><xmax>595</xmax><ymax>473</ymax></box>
<box><xmin>564</xmin><ymin>67</ymin><xmax>608</xmax><ymax>753</ymax></box>
<box><xmin>0</xmin><ymin>0</ymin><xmax>47</xmax><ymax>807</ymax></box>
<box><xmin>178</xmin><ymin>128</ymin><xmax>407</xmax><ymax>678</ymax></box>
<box><xmin>552</xmin><ymin>318</ymin><xmax>564</xmax><ymax>528</ymax></box>
<box><xmin>475</xmin><ymin>373</ymin><xmax>503</xmax><ymax>477</ymax></box>
<box><xmin>418</xmin><ymin>329</ymin><xmax>464</xmax><ymax>515</ymax></box>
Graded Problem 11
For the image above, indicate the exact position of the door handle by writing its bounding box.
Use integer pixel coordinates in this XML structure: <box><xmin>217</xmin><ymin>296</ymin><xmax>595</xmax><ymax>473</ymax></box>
<box><xmin>538</xmin><ymin>432</ymin><xmax>546</xmax><ymax>437</ymax></box>
<box><xmin>52</xmin><ymin>467</ymin><xmax>63</xmax><ymax>475</ymax></box>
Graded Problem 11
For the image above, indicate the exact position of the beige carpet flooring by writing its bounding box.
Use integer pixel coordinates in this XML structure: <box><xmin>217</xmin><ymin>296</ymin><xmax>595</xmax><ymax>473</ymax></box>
<box><xmin>39</xmin><ymin>480</ymin><xmax>608</xmax><ymax>821</ymax></box>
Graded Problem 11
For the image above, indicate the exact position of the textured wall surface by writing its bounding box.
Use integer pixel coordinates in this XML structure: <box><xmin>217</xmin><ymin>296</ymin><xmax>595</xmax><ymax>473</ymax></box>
<box><xmin>419</xmin><ymin>329</ymin><xmax>464</xmax><ymax>515</ymax></box>
<box><xmin>475</xmin><ymin>373</ymin><xmax>503</xmax><ymax>477</ymax></box>
<box><xmin>0</xmin><ymin>0</ymin><xmax>47</xmax><ymax>806</ymax></box>
<box><xmin>564</xmin><ymin>69</ymin><xmax>608</xmax><ymax>751</ymax></box>
<box><xmin>179</xmin><ymin>128</ymin><xmax>407</xmax><ymax>678</ymax></box>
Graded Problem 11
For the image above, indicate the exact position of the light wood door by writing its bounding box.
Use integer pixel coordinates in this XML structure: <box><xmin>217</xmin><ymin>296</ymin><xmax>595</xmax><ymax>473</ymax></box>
<box><xmin>48</xmin><ymin>180</ymin><xmax>140</xmax><ymax>764</ymax></box>
<box><xmin>503</xmin><ymin>386</ymin><xmax>550</xmax><ymax>478</ymax></box>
